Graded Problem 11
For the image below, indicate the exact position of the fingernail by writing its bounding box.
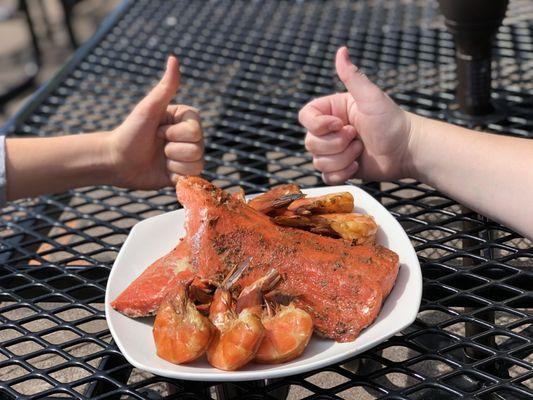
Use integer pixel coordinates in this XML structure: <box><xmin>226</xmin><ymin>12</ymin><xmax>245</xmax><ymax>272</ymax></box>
<box><xmin>167</xmin><ymin>54</ymin><xmax>178</xmax><ymax>68</ymax></box>
<box><xmin>343</xmin><ymin>48</ymin><xmax>358</xmax><ymax>71</ymax></box>
<box><xmin>343</xmin><ymin>46</ymin><xmax>351</xmax><ymax>60</ymax></box>
<box><xmin>329</xmin><ymin>120</ymin><xmax>343</xmax><ymax>131</ymax></box>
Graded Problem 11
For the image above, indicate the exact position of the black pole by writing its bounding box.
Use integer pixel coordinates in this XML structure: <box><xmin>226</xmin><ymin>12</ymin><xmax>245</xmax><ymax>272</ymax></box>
<box><xmin>437</xmin><ymin>0</ymin><xmax>508</xmax><ymax>116</ymax></box>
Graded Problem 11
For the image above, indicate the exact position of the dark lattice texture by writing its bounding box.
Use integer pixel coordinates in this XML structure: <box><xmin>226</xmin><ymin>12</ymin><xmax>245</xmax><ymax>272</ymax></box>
<box><xmin>1</xmin><ymin>0</ymin><xmax>532</xmax><ymax>399</ymax></box>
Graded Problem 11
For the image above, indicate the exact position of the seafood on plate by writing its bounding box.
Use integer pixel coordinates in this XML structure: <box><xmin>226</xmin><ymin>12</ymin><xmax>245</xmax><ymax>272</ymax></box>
<box><xmin>111</xmin><ymin>176</ymin><xmax>399</xmax><ymax>370</ymax></box>
<box><xmin>286</xmin><ymin>192</ymin><xmax>354</xmax><ymax>215</ymax></box>
<box><xmin>207</xmin><ymin>259</ymin><xmax>265</xmax><ymax>371</ymax></box>
<box><xmin>151</xmin><ymin>257</ymin><xmax>313</xmax><ymax>370</ymax></box>
<box><xmin>247</xmin><ymin>186</ymin><xmax>375</xmax><ymax>243</ymax></box>
<box><xmin>152</xmin><ymin>279</ymin><xmax>215</xmax><ymax>364</ymax></box>
<box><xmin>235</xmin><ymin>268</ymin><xmax>314</xmax><ymax>364</ymax></box>
<box><xmin>255</xmin><ymin>302</ymin><xmax>314</xmax><ymax>364</ymax></box>
<box><xmin>273</xmin><ymin>212</ymin><xmax>378</xmax><ymax>244</ymax></box>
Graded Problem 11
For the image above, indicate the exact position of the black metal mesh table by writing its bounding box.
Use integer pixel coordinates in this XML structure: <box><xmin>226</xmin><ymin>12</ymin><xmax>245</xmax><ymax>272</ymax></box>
<box><xmin>0</xmin><ymin>0</ymin><xmax>532</xmax><ymax>399</ymax></box>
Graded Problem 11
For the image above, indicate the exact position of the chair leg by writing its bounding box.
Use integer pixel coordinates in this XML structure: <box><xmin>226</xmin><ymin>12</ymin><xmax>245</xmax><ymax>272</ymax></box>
<box><xmin>20</xmin><ymin>0</ymin><xmax>41</xmax><ymax>64</ymax></box>
<box><xmin>0</xmin><ymin>0</ymin><xmax>40</xmax><ymax>105</ymax></box>
<box><xmin>36</xmin><ymin>0</ymin><xmax>55</xmax><ymax>42</ymax></box>
<box><xmin>60</xmin><ymin>0</ymin><xmax>78</xmax><ymax>48</ymax></box>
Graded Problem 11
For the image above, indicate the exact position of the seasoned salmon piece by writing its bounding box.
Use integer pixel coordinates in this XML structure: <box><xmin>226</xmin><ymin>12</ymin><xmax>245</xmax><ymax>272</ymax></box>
<box><xmin>111</xmin><ymin>240</ymin><xmax>193</xmax><ymax>317</ymax></box>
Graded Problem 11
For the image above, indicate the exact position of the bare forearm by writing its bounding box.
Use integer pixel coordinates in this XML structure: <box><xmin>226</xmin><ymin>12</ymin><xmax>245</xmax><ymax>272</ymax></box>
<box><xmin>409</xmin><ymin>113</ymin><xmax>533</xmax><ymax>239</ymax></box>
<box><xmin>5</xmin><ymin>132</ymin><xmax>114</xmax><ymax>201</ymax></box>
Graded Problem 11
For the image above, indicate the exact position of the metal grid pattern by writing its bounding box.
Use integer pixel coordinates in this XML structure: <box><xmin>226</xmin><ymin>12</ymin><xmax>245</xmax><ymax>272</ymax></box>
<box><xmin>1</xmin><ymin>0</ymin><xmax>532</xmax><ymax>399</ymax></box>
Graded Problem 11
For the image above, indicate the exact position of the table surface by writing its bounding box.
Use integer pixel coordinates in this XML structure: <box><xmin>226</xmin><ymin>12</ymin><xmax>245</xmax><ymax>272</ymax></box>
<box><xmin>1</xmin><ymin>0</ymin><xmax>532</xmax><ymax>399</ymax></box>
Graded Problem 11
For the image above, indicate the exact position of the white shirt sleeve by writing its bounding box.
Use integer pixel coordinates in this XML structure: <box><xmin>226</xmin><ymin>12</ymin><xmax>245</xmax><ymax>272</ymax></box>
<box><xmin>0</xmin><ymin>135</ymin><xmax>6</xmax><ymax>206</ymax></box>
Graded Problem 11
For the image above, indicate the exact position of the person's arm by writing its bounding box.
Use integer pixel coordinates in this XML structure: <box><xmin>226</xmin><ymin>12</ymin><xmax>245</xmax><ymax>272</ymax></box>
<box><xmin>408</xmin><ymin>113</ymin><xmax>533</xmax><ymax>236</ymax></box>
<box><xmin>6</xmin><ymin>132</ymin><xmax>114</xmax><ymax>200</ymax></box>
<box><xmin>3</xmin><ymin>56</ymin><xmax>204</xmax><ymax>201</ymax></box>
<box><xmin>299</xmin><ymin>46</ymin><xmax>533</xmax><ymax>239</ymax></box>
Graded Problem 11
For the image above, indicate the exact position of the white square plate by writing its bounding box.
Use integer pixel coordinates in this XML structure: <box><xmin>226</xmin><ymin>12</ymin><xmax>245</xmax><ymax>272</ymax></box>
<box><xmin>105</xmin><ymin>185</ymin><xmax>422</xmax><ymax>381</ymax></box>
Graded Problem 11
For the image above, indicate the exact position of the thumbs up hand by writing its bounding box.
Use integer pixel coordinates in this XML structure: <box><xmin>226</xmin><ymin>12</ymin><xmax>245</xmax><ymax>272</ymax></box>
<box><xmin>108</xmin><ymin>56</ymin><xmax>204</xmax><ymax>189</ymax></box>
<box><xmin>299</xmin><ymin>47</ymin><xmax>415</xmax><ymax>184</ymax></box>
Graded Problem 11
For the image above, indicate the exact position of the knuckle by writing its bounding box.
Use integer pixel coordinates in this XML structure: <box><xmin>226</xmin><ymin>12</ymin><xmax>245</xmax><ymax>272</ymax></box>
<box><xmin>304</xmin><ymin>134</ymin><xmax>315</xmax><ymax>152</ymax></box>
<box><xmin>186</xmin><ymin>118</ymin><xmax>201</xmax><ymax>132</ymax></box>
<box><xmin>182</xmin><ymin>105</ymin><xmax>200</xmax><ymax>115</ymax></box>
<box><xmin>187</xmin><ymin>121</ymin><xmax>203</xmax><ymax>141</ymax></box>
<box><xmin>322</xmin><ymin>172</ymin><xmax>336</xmax><ymax>185</ymax></box>
<box><xmin>171</xmin><ymin>119</ymin><xmax>202</xmax><ymax>142</ymax></box>
<box><xmin>325</xmin><ymin>172</ymin><xmax>343</xmax><ymax>185</ymax></box>
<box><xmin>188</xmin><ymin>144</ymin><xmax>203</xmax><ymax>161</ymax></box>
<box><xmin>312</xmin><ymin>157</ymin><xmax>321</xmax><ymax>171</ymax></box>
<box><xmin>298</xmin><ymin>107</ymin><xmax>306</xmax><ymax>124</ymax></box>
<box><xmin>312</xmin><ymin>157</ymin><xmax>326</xmax><ymax>171</ymax></box>
<box><xmin>179</xmin><ymin>124</ymin><xmax>195</xmax><ymax>140</ymax></box>
<box><xmin>164</xmin><ymin>143</ymin><xmax>174</xmax><ymax>158</ymax></box>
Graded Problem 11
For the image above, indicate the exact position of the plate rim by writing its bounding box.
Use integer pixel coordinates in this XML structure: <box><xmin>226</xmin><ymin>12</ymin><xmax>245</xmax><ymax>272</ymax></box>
<box><xmin>105</xmin><ymin>184</ymin><xmax>422</xmax><ymax>381</ymax></box>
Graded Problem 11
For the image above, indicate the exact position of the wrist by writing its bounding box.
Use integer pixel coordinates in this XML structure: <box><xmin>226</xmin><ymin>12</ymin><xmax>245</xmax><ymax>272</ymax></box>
<box><xmin>403</xmin><ymin>112</ymin><xmax>428</xmax><ymax>182</ymax></box>
<box><xmin>91</xmin><ymin>131</ymin><xmax>118</xmax><ymax>186</ymax></box>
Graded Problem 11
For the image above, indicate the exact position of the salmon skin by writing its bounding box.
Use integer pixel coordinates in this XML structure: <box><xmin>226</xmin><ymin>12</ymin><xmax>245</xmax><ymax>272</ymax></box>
<box><xmin>111</xmin><ymin>239</ymin><xmax>194</xmax><ymax>317</ymax></box>
<box><xmin>177</xmin><ymin>177</ymin><xmax>399</xmax><ymax>342</ymax></box>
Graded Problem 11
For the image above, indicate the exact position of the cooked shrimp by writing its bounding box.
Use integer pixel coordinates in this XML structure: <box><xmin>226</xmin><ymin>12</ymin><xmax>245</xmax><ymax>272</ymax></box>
<box><xmin>207</xmin><ymin>258</ymin><xmax>265</xmax><ymax>371</ymax></box>
<box><xmin>248</xmin><ymin>184</ymin><xmax>304</xmax><ymax>214</ymax></box>
<box><xmin>235</xmin><ymin>269</ymin><xmax>313</xmax><ymax>364</ymax></box>
<box><xmin>320</xmin><ymin>213</ymin><xmax>377</xmax><ymax>244</ymax></box>
<box><xmin>153</xmin><ymin>280</ymin><xmax>215</xmax><ymax>364</ymax></box>
<box><xmin>255</xmin><ymin>302</ymin><xmax>314</xmax><ymax>364</ymax></box>
<box><xmin>273</xmin><ymin>212</ymin><xmax>377</xmax><ymax>244</ymax></box>
<box><xmin>287</xmin><ymin>192</ymin><xmax>354</xmax><ymax>215</ymax></box>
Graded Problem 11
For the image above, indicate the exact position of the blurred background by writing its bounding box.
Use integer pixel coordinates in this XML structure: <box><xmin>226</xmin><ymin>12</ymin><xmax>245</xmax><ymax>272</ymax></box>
<box><xmin>0</xmin><ymin>0</ymin><xmax>119</xmax><ymax>125</ymax></box>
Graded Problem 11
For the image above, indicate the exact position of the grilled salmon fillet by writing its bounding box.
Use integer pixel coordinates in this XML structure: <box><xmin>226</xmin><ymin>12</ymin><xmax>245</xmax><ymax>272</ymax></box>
<box><xmin>177</xmin><ymin>177</ymin><xmax>399</xmax><ymax>342</ymax></box>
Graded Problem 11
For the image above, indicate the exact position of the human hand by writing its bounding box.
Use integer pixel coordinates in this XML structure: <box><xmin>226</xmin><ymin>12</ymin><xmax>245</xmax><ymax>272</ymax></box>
<box><xmin>106</xmin><ymin>56</ymin><xmax>204</xmax><ymax>190</ymax></box>
<box><xmin>299</xmin><ymin>47</ymin><xmax>416</xmax><ymax>184</ymax></box>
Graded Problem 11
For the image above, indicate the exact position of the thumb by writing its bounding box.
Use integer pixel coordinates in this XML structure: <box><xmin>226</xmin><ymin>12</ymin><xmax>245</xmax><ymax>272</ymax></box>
<box><xmin>335</xmin><ymin>47</ymin><xmax>383</xmax><ymax>104</ymax></box>
<box><xmin>134</xmin><ymin>56</ymin><xmax>181</xmax><ymax>118</ymax></box>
